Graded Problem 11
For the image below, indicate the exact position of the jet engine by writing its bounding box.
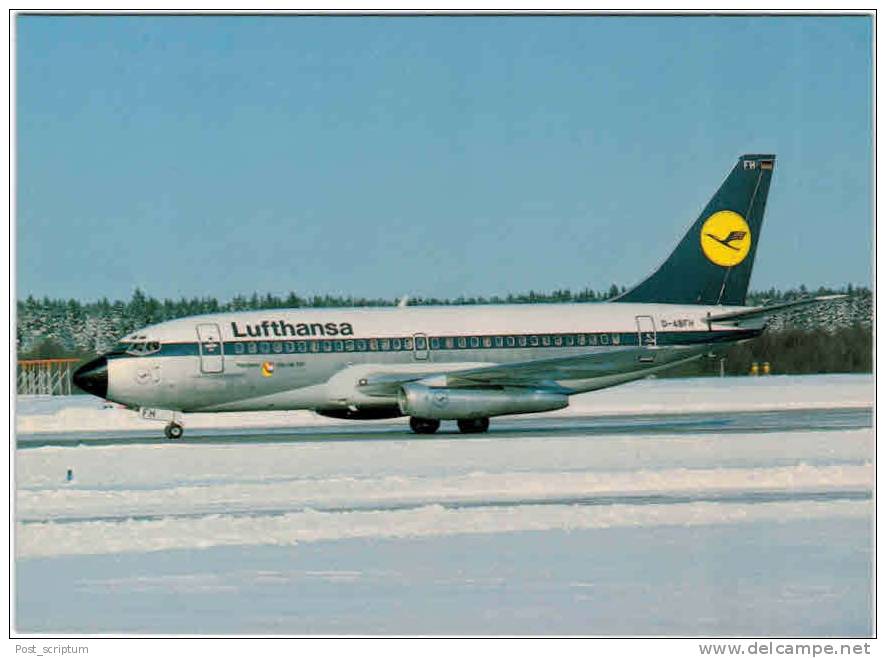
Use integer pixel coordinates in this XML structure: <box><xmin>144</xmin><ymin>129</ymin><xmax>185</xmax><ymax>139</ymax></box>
<box><xmin>397</xmin><ymin>383</ymin><xmax>568</xmax><ymax>420</ymax></box>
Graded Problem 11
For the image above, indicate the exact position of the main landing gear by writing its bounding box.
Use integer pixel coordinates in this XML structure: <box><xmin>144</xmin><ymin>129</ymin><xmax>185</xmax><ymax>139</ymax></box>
<box><xmin>457</xmin><ymin>418</ymin><xmax>490</xmax><ymax>434</ymax></box>
<box><xmin>408</xmin><ymin>417</ymin><xmax>491</xmax><ymax>434</ymax></box>
<box><xmin>164</xmin><ymin>422</ymin><xmax>184</xmax><ymax>439</ymax></box>
<box><xmin>409</xmin><ymin>417</ymin><xmax>441</xmax><ymax>434</ymax></box>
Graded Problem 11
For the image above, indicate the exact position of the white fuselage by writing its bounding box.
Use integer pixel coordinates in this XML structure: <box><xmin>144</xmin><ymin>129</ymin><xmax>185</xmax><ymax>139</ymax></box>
<box><xmin>103</xmin><ymin>302</ymin><xmax>762</xmax><ymax>415</ymax></box>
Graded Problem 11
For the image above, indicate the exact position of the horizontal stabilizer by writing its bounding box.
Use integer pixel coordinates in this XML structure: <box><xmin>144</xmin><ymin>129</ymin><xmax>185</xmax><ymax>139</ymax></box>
<box><xmin>706</xmin><ymin>295</ymin><xmax>847</xmax><ymax>324</ymax></box>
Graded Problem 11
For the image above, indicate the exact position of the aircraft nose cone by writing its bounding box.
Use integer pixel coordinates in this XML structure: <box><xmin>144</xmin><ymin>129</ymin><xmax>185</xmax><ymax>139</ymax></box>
<box><xmin>73</xmin><ymin>356</ymin><xmax>108</xmax><ymax>399</ymax></box>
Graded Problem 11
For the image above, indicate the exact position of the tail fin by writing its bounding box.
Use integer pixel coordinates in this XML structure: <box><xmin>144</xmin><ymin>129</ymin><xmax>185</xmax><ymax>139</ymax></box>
<box><xmin>614</xmin><ymin>154</ymin><xmax>775</xmax><ymax>306</ymax></box>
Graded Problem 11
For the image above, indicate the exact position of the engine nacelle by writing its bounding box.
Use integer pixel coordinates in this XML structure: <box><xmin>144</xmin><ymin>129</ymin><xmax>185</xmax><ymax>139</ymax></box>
<box><xmin>398</xmin><ymin>384</ymin><xmax>568</xmax><ymax>420</ymax></box>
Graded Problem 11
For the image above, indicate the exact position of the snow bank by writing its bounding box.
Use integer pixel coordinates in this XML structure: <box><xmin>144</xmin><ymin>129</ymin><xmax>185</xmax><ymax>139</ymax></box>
<box><xmin>14</xmin><ymin>374</ymin><xmax>874</xmax><ymax>435</ymax></box>
<box><xmin>16</xmin><ymin>499</ymin><xmax>870</xmax><ymax>559</ymax></box>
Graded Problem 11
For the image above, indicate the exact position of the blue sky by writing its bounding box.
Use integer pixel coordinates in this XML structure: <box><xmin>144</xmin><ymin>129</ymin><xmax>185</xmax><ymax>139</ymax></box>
<box><xmin>16</xmin><ymin>15</ymin><xmax>873</xmax><ymax>302</ymax></box>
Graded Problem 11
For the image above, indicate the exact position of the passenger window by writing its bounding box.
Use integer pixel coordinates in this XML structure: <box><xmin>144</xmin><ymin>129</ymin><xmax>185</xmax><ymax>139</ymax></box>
<box><xmin>470</xmin><ymin>337</ymin><xmax>479</xmax><ymax>348</ymax></box>
<box><xmin>322</xmin><ymin>341</ymin><xmax>333</xmax><ymax>352</ymax></box>
<box><xmin>392</xmin><ymin>338</ymin><xmax>401</xmax><ymax>351</ymax></box>
<box><xmin>310</xmin><ymin>342</ymin><xmax>320</xmax><ymax>353</ymax></box>
<box><xmin>357</xmin><ymin>339</ymin><xmax>367</xmax><ymax>351</ymax></box>
<box><xmin>565</xmin><ymin>335</ymin><xmax>574</xmax><ymax>347</ymax></box>
<box><xmin>234</xmin><ymin>343</ymin><xmax>245</xmax><ymax>355</ymax></box>
<box><xmin>612</xmin><ymin>334</ymin><xmax>621</xmax><ymax>345</ymax></box>
<box><xmin>587</xmin><ymin>334</ymin><xmax>598</xmax><ymax>346</ymax></box>
<box><xmin>458</xmin><ymin>337</ymin><xmax>467</xmax><ymax>348</ymax></box>
<box><xmin>518</xmin><ymin>336</ymin><xmax>527</xmax><ymax>347</ymax></box>
<box><xmin>369</xmin><ymin>339</ymin><xmax>378</xmax><ymax>351</ymax></box>
<box><xmin>297</xmin><ymin>342</ymin><xmax>307</xmax><ymax>353</ymax></box>
<box><xmin>483</xmin><ymin>337</ymin><xmax>492</xmax><ymax>348</ymax></box>
<box><xmin>259</xmin><ymin>342</ymin><xmax>270</xmax><ymax>353</ymax></box>
<box><xmin>541</xmin><ymin>336</ymin><xmax>551</xmax><ymax>347</ymax></box>
<box><xmin>345</xmin><ymin>340</ymin><xmax>354</xmax><ymax>352</ymax></box>
<box><xmin>529</xmin><ymin>336</ymin><xmax>539</xmax><ymax>347</ymax></box>
<box><xmin>405</xmin><ymin>338</ymin><xmax>414</xmax><ymax>350</ymax></box>
<box><xmin>380</xmin><ymin>339</ymin><xmax>390</xmax><ymax>351</ymax></box>
<box><xmin>445</xmin><ymin>337</ymin><xmax>455</xmax><ymax>349</ymax></box>
<box><xmin>600</xmin><ymin>334</ymin><xmax>609</xmax><ymax>345</ymax></box>
<box><xmin>554</xmin><ymin>335</ymin><xmax>563</xmax><ymax>347</ymax></box>
<box><xmin>506</xmin><ymin>336</ymin><xmax>515</xmax><ymax>347</ymax></box>
<box><xmin>334</xmin><ymin>341</ymin><xmax>343</xmax><ymax>352</ymax></box>
<box><xmin>429</xmin><ymin>337</ymin><xmax>440</xmax><ymax>350</ymax></box>
<box><xmin>413</xmin><ymin>337</ymin><xmax>425</xmax><ymax>350</ymax></box>
<box><xmin>247</xmin><ymin>343</ymin><xmax>258</xmax><ymax>354</ymax></box>
<box><xmin>494</xmin><ymin>336</ymin><xmax>503</xmax><ymax>348</ymax></box>
<box><xmin>272</xmin><ymin>342</ymin><xmax>283</xmax><ymax>353</ymax></box>
<box><xmin>284</xmin><ymin>342</ymin><xmax>295</xmax><ymax>353</ymax></box>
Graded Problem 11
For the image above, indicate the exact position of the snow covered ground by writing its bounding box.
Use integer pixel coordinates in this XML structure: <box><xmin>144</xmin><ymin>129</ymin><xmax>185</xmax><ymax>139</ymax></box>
<box><xmin>17</xmin><ymin>519</ymin><xmax>872</xmax><ymax>636</ymax></box>
<box><xmin>13</xmin><ymin>374</ymin><xmax>874</xmax><ymax>635</ymax></box>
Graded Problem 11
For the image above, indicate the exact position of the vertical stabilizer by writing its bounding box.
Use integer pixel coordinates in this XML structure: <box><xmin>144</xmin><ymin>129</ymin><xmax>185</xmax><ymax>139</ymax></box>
<box><xmin>614</xmin><ymin>154</ymin><xmax>775</xmax><ymax>306</ymax></box>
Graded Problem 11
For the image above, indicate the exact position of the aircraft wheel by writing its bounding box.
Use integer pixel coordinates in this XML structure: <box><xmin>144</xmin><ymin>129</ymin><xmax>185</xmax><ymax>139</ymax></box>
<box><xmin>164</xmin><ymin>422</ymin><xmax>184</xmax><ymax>439</ymax></box>
<box><xmin>457</xmin><ymin>418</ymin><xmax>490</xmax><ymax>434</ymax></box>
<box><xmin>409</xmin><ymin>417</ymin><xmax>440</xmax><ymax>434</ymax></box>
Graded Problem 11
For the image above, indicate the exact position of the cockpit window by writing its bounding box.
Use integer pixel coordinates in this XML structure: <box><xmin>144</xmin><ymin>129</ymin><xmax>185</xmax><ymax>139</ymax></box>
<box><xmin>124</xmin><ymin>341</ymin><xmax>161</xmax><ymax>356</ymax></box>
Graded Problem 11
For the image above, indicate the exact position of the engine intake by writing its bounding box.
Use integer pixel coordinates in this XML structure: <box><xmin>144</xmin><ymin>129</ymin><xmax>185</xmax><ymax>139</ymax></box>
<box><xmin>398</xmin><ymin>384</ymin><xmax>568</xmax><ymax>420</ymax></box>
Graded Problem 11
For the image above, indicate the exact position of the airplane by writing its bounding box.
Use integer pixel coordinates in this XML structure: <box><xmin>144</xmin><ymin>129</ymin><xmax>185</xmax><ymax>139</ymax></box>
<box><xmin>72</xmin><ymin>154</ymin><xmax>840</xmax><ymax>439</ymax></box>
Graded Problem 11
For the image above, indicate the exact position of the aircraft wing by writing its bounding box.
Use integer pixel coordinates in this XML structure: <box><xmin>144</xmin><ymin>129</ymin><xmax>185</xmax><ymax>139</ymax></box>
<box><xmin>706</xmin><ymin>295</ymin><xmax>847</xmax><ymax>324</ymax></box>
<box><xmin>361</xmin><ymin>344</ymin><xmax>705</xmax><ymax>395</ymax></box>
<box><xmin>444</xmin><ymin>345</ymin><xmax>704</xmax><ymax>389</ymax></box>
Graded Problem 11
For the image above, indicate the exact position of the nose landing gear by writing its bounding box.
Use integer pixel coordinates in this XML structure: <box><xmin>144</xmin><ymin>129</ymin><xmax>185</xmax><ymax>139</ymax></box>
<box><xmin>164</xmin><ymin>422</ymin><xmax>184</xmax><ymax>440</ymax></box>
<box><xmin>140</xmin><ymin>407</ymin><xmax>185</xmax><ymax>439</ymax></box>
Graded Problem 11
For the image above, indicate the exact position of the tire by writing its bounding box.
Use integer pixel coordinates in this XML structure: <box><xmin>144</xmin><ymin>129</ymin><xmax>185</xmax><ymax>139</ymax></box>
<box><xmin>457</xmin><ymin>418</ymin><xmax>490</xmax><ymax>434</ymax></box>
<box><xmin>409</xmin><ymin>417</ymin><xmax>441</xmax><ymax>434</ymax></box>
<box><xmin>164</xmin><ymin>422</ymin><xmax>184</xmax><ymax>439</ymax></box>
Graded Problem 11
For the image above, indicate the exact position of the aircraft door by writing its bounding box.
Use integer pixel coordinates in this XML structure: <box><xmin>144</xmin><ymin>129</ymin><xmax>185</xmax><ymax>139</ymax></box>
<box><xmin>196</xmin><ymin>323</ymin><xmax>224</xmax><ymax>374</ymax></box>
<box><xmin>413</xmin><ymin>333</ymin><xmax>429</xmax><ymax>361</ymax></box>
<box><xmin>636</xmin><ymin>315</ymin><xmax>657</xmax><ymax>348</ymax></box>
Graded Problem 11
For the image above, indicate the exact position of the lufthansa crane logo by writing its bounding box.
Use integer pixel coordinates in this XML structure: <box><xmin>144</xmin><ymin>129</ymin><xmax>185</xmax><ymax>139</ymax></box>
<box><xmin>261</xmin><ymin>361</ymin><xmax>275</xmax><ymax>378</ymax></box>
<box><xmin>700</xmin><ymin>210</ymin><xmax>752</xmax><ymax>267</ymax></box>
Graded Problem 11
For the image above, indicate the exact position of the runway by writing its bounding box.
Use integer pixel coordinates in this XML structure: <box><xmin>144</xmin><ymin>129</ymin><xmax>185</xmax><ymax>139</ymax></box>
<box><xmin>15</xmin><ymin>405</ymin><xmax>872</xmax><ymax>448</ymax></box>
<box><xmin>15</xmin><ymin>392</ymin><xmax>873</xmax><ymax>635</ymax></box>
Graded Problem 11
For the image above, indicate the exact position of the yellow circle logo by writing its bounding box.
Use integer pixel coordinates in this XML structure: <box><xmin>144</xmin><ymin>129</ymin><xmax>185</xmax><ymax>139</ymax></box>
<box><xmin>261</xmin><ymin>361</ymin><xmax>275</xmax><ymax>378</ymax></box>
<box><xmin>700</xmin><ymin>211</ymin><xmax>752</xmax><ymax>267</ymax></box>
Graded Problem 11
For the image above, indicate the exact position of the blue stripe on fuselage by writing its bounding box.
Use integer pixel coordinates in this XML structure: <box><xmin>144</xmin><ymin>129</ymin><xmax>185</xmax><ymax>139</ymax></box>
<box><xmin>104</xmin><ymin>328</ymin><xmax>762</xmax><ymax>361</ymax></box>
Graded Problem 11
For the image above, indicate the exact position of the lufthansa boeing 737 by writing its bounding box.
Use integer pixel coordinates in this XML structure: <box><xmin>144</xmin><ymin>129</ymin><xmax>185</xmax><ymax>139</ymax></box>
<box><xmin>73</xmin><ymin>154</ymin><xmax>839</xmax><ymax>438</ymax></box>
